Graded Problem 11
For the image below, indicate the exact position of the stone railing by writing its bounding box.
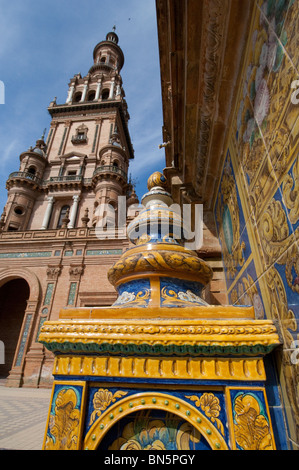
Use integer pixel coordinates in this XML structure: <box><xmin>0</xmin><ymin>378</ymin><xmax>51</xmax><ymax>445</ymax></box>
<box><xmin>7</xmin><ymin>171</ymin><xmax>43</xmax><ymax>186</ymax></box>
<box><xmin>93</xmin><ymin>165</ymin><xmax>127</xmax><ymax>181</ymax></box>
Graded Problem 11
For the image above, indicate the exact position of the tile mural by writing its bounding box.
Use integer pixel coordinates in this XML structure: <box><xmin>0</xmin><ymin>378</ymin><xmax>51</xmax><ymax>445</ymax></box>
<box><xmin>214</xmin><ymin>0</ymin><xmax>299</xmax><ymax>443</ymax></box>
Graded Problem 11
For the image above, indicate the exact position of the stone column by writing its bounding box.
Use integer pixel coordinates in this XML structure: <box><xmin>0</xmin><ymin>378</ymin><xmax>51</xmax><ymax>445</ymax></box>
<box><xmin>66</xmin><ymin>85</ymin><xmax>75</xmax><ymax>104</ymax></box>
<box><xmin>41</xmin><ymin>196</ymin><xmax>54</xmax><ymax>230</ymax></box>
<box><xmin>116</xmin><ymin>83</ymin><xmax>121</xmax><ymax>96</ymax></box>
<box><xmin>109</xmin><ymin>78</ymin><xmax>115</xmax><ymax>99</ymax></box>
<box><xmin>80</xmin><ymin>84</ymin><xmax>88</xmax><ymax>102</ymax></box>
<box><xmin>68</xmin><ymin>195</ymin><xmax>80</xmax><ymax>228</ymax></box>
<box><xmin>95</xmin><ymin>79</ymin><xmax>102</xmax><ymax>100</ymax></box>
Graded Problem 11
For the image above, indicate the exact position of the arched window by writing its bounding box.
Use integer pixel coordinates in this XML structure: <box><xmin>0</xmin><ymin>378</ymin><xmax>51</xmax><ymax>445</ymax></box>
<box><xmin>57</xmin><ymin>205</ymin><xmax>70</xmax><ymax>228</ymax></box>
<box><xmin>87</xmin><ymin>91</ymin><xmax>95</xmax><ymax>101</ymax></box>
<box><xmin>101</xmin><ymin>89</ymin><xmax>110</xmax><ymax>100</ymax></box>
<box><xmin>112</xmin><ymin>160</ymin><xmax>119</xmax><ymax>168</ymax></box>
<box><xmin>27</xmin><ymin>166</ymin><xmax>36</xmax><ymax>175</ymax></box>
<box><xmin>74</xmin><ymin>92</ymin><xmax>82</xmax><ymax>102</ymax></box>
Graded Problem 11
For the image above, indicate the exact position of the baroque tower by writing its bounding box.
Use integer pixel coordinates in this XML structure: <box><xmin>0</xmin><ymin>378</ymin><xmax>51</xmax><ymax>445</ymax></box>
<box><xmin>4</xmin><ymin>29</ymin><xmax>134</xmax><ymax>233</ymax></box>
<box><xmin>0</xmin><ymin>30</ymin><xmax>138</xmax><ymax>388</ymax></box>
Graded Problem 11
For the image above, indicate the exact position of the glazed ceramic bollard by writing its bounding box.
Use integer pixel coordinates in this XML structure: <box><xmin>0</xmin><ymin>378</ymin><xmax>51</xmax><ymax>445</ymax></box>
<box><xmin>39</xmin><ymin>171</ymin><xmax>280</xmax><ymax>450</ymax></box>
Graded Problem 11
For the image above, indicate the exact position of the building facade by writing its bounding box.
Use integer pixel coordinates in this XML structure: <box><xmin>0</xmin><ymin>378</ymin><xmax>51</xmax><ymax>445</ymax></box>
<box><xmin>0</xmin><ymin>27</ymin><xmax>225</xmax><ymax>390</ymax></box>
<box><xmin>156</xmin><ymin>0</ymin><xmax>299</xmax><ymax>450</ymax></box>
<box><xmin>0</xmin><ymin>0</ymin><xmax>297</xmax><ymax>450</ymax></box>
<box><xmin>0</xmin><ymin>30</ymin><xmax>139</xmax><ymax>388</ymax></box>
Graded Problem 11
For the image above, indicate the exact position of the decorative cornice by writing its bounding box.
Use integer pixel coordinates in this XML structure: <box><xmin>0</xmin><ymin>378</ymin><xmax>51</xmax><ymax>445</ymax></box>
<box><xmin>52</xmin><ymin>354</ymin><xmax>266</xmax><ymax>382</ymax></box>
<box><xmin>194</xmin><ymin>0</ymin><xmax>229</xmax><ymax>197</ymax></box>
<box><xmin>156</xmin><ymin>0</ymin><xmax>254</xmax><ymax>208</ymax></box>
<box><xmin>39</xmin><ymin>318</ymin><xmax>280</xmax><ymax>357</ymax></box>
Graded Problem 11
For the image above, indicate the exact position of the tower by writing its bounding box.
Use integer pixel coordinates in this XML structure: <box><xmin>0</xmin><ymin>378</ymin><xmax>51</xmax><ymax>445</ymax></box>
<box><xmin>4</xmin><ymin>29</ymin><xmax>134</xmax><ymax>234</ymax></box>
<box><xmin>0</xmin><ymin>30</ymin><xmax>137</xmax><ymax>388</ymax></box>
<box><xmin>4</xmin><ymin>134</ymin><xmax>47</xmax><ymax>232</ymax></box>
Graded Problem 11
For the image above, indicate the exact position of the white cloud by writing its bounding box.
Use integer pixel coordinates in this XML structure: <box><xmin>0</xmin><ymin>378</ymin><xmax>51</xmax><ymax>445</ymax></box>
<box><xmin>0</xmin><ymin>138</ymin><xmax>20</xmax><ymax>168</ymax></box>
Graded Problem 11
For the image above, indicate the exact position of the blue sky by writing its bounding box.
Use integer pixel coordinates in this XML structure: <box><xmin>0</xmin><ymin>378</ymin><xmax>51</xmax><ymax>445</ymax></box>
<box><xmin>0</xmin><ymin>0</ymin><xmax>165</xmax><ymax>212</ymax></box>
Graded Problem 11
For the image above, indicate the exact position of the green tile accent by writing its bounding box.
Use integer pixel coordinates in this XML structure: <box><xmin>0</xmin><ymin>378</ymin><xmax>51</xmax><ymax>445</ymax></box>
<box><xmin>64</xmin><ymin>250</ymin><xmax>73</xmax><ymax>256</ymax></box>
<box><xmin>46</xmin><ymin>128</ymin><xmax>53</xmax><ymax>145</ymax></box>
<box><xmin>58</xmin><ymin>127</ymin><xmax>67</xmax><ymax>155</ymax></box>
<box><xmin>35</xmin><ymin>316</ymin><xmax>47</xmax><ymax>341</ymax></box>
<box><xmin>16</xmin><ymin>315</ymin><xmax>32</xmax><ymax>366</ymax></box>
<box><xmin>86</xmin><ymin>249</ymin><xmax>122</xmax><ymax>256</ymax></box>
<box><xmin>67</xmin><ymin>282</ymin><xmax>77</xmax><ymax>305</ymax></box>
<box><xmin>44</xmin><ymin>283</ymin><xmax>54</xmax><ymax>305</ymax></box>
<box><xmin>92</xmin><ymin>124</ymin><xmax>99</xmax><ymax>153</ymax></box>
<box><xmin>0</xmin><ymin>251</ymin><xmax>52</xmax><ymax>258</ymax></box>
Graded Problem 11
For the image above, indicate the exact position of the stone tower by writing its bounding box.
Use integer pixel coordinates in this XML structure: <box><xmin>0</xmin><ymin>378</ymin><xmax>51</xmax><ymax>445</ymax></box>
<box><xmin>0</xmin><ymin>30</ymin><xmax>137</xmax><ymax>388</ymax></box>
<box><xmin>4</xmin><ymin>29</ymin><xmax>134</xmax><ymax>234</ymax></box>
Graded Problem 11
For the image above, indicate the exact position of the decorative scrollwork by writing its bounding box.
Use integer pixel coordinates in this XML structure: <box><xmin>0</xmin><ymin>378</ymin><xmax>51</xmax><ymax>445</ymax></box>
<box><xmin>161</xmin><ymin>287</ymin><xmax>208</xmax><ymax>307</ymax></box>
<box><xmin>233</xmin><ymin>393</ymin><xmax>274</xmax><ymax>450</ymax></box>
<box><xmin>216</xmin><ymin>155</ymin><xmax>246</xmax><ymax>276</ymax></box>
<box><xmin>89</xmin><ymin>389</ymin><xmax>128</xmax><ymax>426</ymax></box>
<box><xmin>282</xmin><ymin>157</ymin><xmax>299</xmax><ymax>226</ymax></box>
<box><xmin>107</xmin><ymin>249</ymin><xmax>213</xmax><ymax>286</ymax></box>
<box><xmin>186</xmin><ymin>393</ymin><xmax>224</xmax><ymax>436</ymax></box>
<box><xmin>113</xmin><ymin>289</ymin><xmax>150</xmax><ymax>307</ymax></box>
<box><xmin>45</xmin><ymin>388</ymin><xmax>80</xmax><ymax>450</ymax></box>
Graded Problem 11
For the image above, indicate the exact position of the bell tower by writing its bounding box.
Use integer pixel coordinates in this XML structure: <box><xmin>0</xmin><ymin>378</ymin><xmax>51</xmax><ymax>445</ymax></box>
<box><xmin>0</xmin><ymin>29</ymin><xmax>138</xmax><ymax>389</ymax></box>
<box><xmin>87</xmin><ymin>28</ymin><xmax>131</xmax><ymax>228</ymax></box>
<box><xmin>4</xmin><ymin>28</ymin><xmax>135</xmax><ymax>233</ymax></box>
<box><xmin>4</xmin><ymin>133</ymin><xmax>47</xmax><ymax>232</ymax></box>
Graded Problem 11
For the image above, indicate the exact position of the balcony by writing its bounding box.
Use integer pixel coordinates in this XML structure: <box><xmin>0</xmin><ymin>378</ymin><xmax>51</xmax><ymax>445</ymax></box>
<box><xmin>88</xmin><ymin>63</ymin><xmax>114</xmax><ymax>75</ymax></box>
<box><xmin>48</xmin><ymin>175</ymin><xmax>83</xmax><ymax>182</ymax></box>
<box><xmin>71</xmin><ymin>134</ymin><xmax>87</xmax><ymax>145</ymax></box>
<box><xmin>7</xmin><ymin>171</ymin><xmax>43</xmax><ymax>187</ymax></box>
<box><xmin>93</xmin><ymin>165</ymin><xmax>127</xmax><ymax>182</ymax></box>
<box><xmin>43</xmin><ymin>175</ymin><xmax>83</xmax><ymax>189</ymax></box>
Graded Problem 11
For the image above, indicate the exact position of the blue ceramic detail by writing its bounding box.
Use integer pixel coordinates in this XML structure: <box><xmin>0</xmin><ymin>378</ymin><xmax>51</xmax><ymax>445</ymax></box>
<box><xmin>160</xmin><ymin>277</ymin><xmax>207</xmax><ymax>307</ymax></box>
<box><xmin>113</xmin><ymin>278</ymin><xmax>151</xmax><ymax>307</ymax></box>
<box><xmin>222</xmin><ymin>205</ymin><xmax>233</xmax><ymax>254</ymax></box>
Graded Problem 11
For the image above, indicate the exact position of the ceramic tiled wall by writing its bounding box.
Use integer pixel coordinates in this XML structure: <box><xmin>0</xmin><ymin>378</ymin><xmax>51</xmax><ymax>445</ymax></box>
<box><xmin>214</xmin><ymin>0</ymin><xmax>299</xmax><ymax>446</ymax></box>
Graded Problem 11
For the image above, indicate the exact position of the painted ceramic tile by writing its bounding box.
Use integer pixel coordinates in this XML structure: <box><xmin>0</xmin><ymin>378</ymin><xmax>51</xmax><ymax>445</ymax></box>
<box><xmin>257</xmin><ymin>183</ymin><xmax>297</xmax><ymax>268</ymax></box>
<box><xmin>229</xmin><ymin>387</ymin><xmax>275</xmax><ymax>450</ymax></box>
<box><xmin>274</xmin><ymin>240</ymin><xmax>299</xmax><ymax>335</ymax></box>
<box><xmin>85</xmin><ymin>387</ymin><xmax>230</xmax><ymax>450</ymax></box>
<box><xmin>280</xmin><ymin>157</ymin><xmax>299</xmax><ymax>234</ymax></box>
<box><xmin>281</xmin><ymin>0</ymin><xmax>299</xmax><ymax>72</ymax></box>
<box><xmin>44</xmin><ymin>382</ymin><xmax>86</xmax><ymax>450</ymax></box>
<box><xmin>234</xmin><ymin>0</ymin><xmax>296</xmax><ymax>187</ymax></box>
<box><xmin>113</xmin><ymin>278</ymin><xmax>151</xmax><ymax>307</ymax></box>
<box><xmin>160</xmin><ymin>277</ymin><xmax>207</xmax><ymax>307</ymax></box>
<box><xmin>98</xmin><ymin>409</ymin><xmax>210</xmax><ymax>450</ymax></box>
<box><xmin>215</xmin><ymin>151</ymin><xmax>249</xmax><ymax>290</ymax></box>
<box><xmin>228</xmin><ymin>260</ymin><xmax>266</xmax><ymax>319</ymax></box>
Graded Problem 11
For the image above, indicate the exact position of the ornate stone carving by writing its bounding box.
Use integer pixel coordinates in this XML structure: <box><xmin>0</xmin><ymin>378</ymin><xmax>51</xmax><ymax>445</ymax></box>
<box><xmin>69</xmin><ymin>264</ymin><xmax>84</xmax><ymax>281</ymax></box>
<box><xmin>194</xmin><ymin>0</ymin><xmax>229</xmax><ymax>196</ymax></box>
<box><xmin>46</xmin><ymin>265</ymin><xmax>61</xmax><ymax>280</ymax></box>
